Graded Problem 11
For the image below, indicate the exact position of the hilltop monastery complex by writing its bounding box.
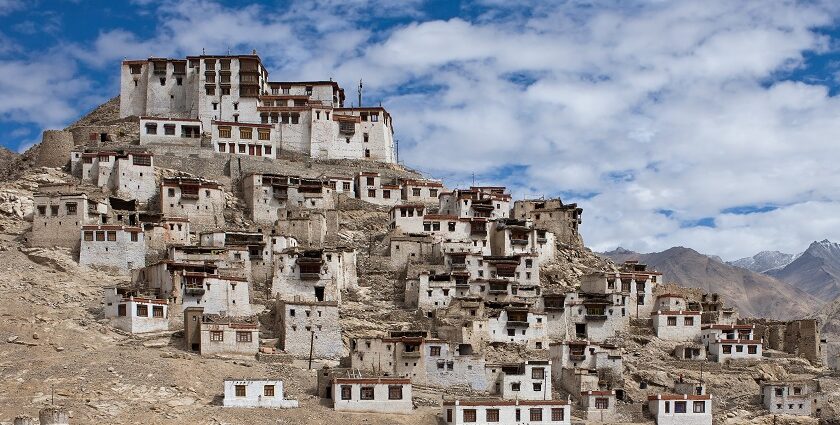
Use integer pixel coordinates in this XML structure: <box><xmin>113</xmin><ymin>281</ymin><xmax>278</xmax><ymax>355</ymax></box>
<box><xmin>8</xmin><ymin>52</ymin><xmax>835</xmax><ymax>424</ymax></box>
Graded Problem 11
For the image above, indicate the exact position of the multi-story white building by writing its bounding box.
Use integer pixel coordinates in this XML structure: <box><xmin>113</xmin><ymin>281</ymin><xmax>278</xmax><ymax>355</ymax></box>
<box><xmin>439</xmin><ymin>187</ymin><xmax>510</xmax><ymax>220</ymax></box>
<box><xmin>355</xmin><ymin>172</ymin><xmax>402</xmax><ymax>206</ymax></box>
<box><xmin>487</xmin><ymin>307</ymin><xmax>549</xmax><ymax>349</ymax></box>
<box><xmin>160</xmin><ymin>176</ymin><xmax>225</xmax><ymax>232</ymax></box>
<box><xmin>120</xmin><ymin>55</ymin><xmax>396</xmax><ymax>163</ymax></box>
<box><xmin>701</xmin><ymin>324</ymin><xmax>763</xmax><ymax>362</ymax></box>
<box><xmin>79</xmin><ymin>225</ymin><xmax>146</xmax><ymax>273</ymax></box>
<box><xmin>442</xmin><ymin>399</ymin><xmax>571</xmax><ymax>425</ymax></box>
<box><xmin>271</xmin><ymin>247</ymin><xmax>356</xmax><ymax>303</ymax></box>
<box><xmin>402</xmin><ymin>178</ymin><xmax>444</xmax><ymax>204</ymax></box>
<box><xmin>31</xmin><ymin>191</ymin><xmax>109</xmax><ymax>251</ymax></box>
<box><xmin>242</xmin><ymin>173</ymin><xmax>337</xmax><ymax>225</ymax></box>
<box><xmin>761</xmin><ymin>381</ymin><xmax>812</xmax><ymax>416</ymax></box>
<box><xmin>72</xmin><ymin>150</ymin><xmax>157</xmax><ymax>203</ymax></box>
<box><xmin>486</xmin><ymin>361</ymin><xmax>552</xmax><ymax>400</ymax></box>
<box><xmin>277</xmin><ymin>300</ymin><xmax>342</xmax><ymax>360</ymax></box>
<box><xmin>222</xmin><ymin>378</ymin><xmax>299</xmax><ymax>409</ymax></box>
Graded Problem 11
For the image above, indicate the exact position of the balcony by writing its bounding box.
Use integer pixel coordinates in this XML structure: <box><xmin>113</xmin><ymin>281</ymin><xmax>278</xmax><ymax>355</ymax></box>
<box><xmin>569</xmin><ymin>354</ymin><xmax>586</xmax><ymax>361</ymax></box>
<box><xmin>273</xmin><ymin>191</ymin><xmax>288</xmax><ymax>200</ymax></box>
<box><xmin>511</xmin><ymin>238</ymin><xmax>529</xmax><ymax>246</ymax></box>
<box><xmin>585</xmin><ymin>314</ymin><xmax>608</xmax><ymax>321</ymax></box>
<box><xmin>507</xmin><ymin>320</ymin><xmax>530</xmax><ymax>327</ymax></box>
<box><xmin>181</xmin><ymin>192</ymin><xmax>199</xmax><ymax>200</ymax></box>
<box><xmin>402</xmin><ymin>350</ymin><xmax>421</xmax><ymax>358</ymax></box>
<box><xmin>537</xmin><ymin>237</ymin><xmax>548</xmax><ymax>244</ymax></box>
<box><xmin>299</xmin><ymin>272</ymin><xmax>321</xmax><ymax>281</ymax></box>
<box><xmin>451</xmin><ymin>263</ymin><xmax>467</xmax><ymax>270</ymax></box>
<box><xmin>185</xmin><ymin>285</ymin><xmax>205</xmax><ymax>296</ymax></box>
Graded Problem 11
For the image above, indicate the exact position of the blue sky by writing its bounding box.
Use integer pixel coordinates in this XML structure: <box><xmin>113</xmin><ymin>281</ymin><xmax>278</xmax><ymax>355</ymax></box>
<box><xmin>3</xmin><ymin>0</ymin><xmax>840</xmax><ymax>259</ymax></box>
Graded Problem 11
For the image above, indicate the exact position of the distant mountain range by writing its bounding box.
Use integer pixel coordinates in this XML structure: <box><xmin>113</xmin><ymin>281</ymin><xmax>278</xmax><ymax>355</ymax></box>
<box><xmin>728</xmin><ymin>251</ymin><xmax>800</xmax><ymax>273</ymax></box>
<box><xmin>600</xmin><ymin>246</ymin><xmax>821</xmax><ymax>320</ymax></box>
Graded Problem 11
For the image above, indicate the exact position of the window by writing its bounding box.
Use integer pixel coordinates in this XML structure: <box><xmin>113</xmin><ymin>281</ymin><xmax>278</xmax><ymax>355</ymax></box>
<box><xmin>363</xmin><ymin>132</ymin><xmax>369</xmax><ymax>143</ymax></box>
<box><xmin>532</xmin><ymin>367</ymin><xmax>545</xmax><ymax>379</ymax></box>
<box><xmin>219</xmin><ymin>126</ymin><xmax>231</xmax><ymax>138</ymax></box>
<box><xmin>370</xmin><ymin>113</ymin><xmax>379</xmax><ymax>122</ymax></box>
<box><xmin>164</xmin><ymin>124</ymin><xmax>176</xmax><ymax>135</ymax></box>
<box><xmin>533</xmin><ymin>383</ymin><xmax>542</xmax><ymax>391</ymax></box>
<box><xmin>132</xmin><ymin>155</ymin><xmax>151</xmax><ymax>166</ymax></box>
<box><xmin>463</xmin><ymin>409</ymin><xmax>476</xmax><ymax>422</ymax></box>
<box><xmin>368</xmin><ymin>189</ymin><xmax>376</xmax><ymax>198</ymax></box>
<box><xmin>360</xmin><ymin>387</ymin><xmax>374</xmax><ymax>400</ymax></box>
<box><xmin>236</xmin><ymin>331</ymin><xmax>252</xmax><ymax>342</ymax></box>
<box><xmin>117</xmin><ymin>304</ymin><xmax>126</xmax><ymax>316</ymax></box>
<box><xmin>129</xmin><ymin>64</ymin><xmax>142</xmax><ymax>74</ymax></box>
<box><xmin>722</xmin><ymin>345</ymin><xmax>732</xmax><ymax>354</ymax></box>
<box><xmin>152</xmin><ymin>305</ymin><xmax>163</xmax><ymax>317</ymax></box>
<box><xmin>239</xmin><ymin>128</ymin><xmax>252</xmax><ymax>139</ymax></box>
<box><xmin>210</xmin><ymin>331</ymin><xmax>223</xmax><ymax>341</ymax></box>
<box><xmin>84</xmin><ymin>231</ymin><xmax>94</xmax><ymax>241</ymax></box>
<box><xmin>222</xmin><ymin>87</ymin><xmax>230</xmax><ymax>95</ymax></box>
<box><xmin>665</xmin><ymin>401</ymin><xmax>670</xmax><ymax>413</ymax></box>
<box><xmin>364</xmin><ymin>149</ymin><xmax>371</xmax><ymax>158</ymax></box>
<box><xmin>340</xmin><ymin>385</ymin><xmax>351</xmax><ymax>400</ymax></box>
<box><xmin>412</xmin><ymin>188</ymin><xmax>421</xmax><ymax>197</ymax></box>
<box><xmin>206</xmin><ymin>86</ymin><xmax>215</xmax><ymax>95</ymax></box>
<box><xmin>96</xmin><ymin>231</ymin><xmax>105</xmax><ymax>241</ymax></box>
<box><xmin>218</xmin><ymin>143</ymin><xmax>226</xmax><ymax>152</ymax></box>
<box><xmin>736</xmin><ymin>345</ymin><xmax>743</xmax><ymax>352</ymax></box>
<box><xmin>131</xmin><ymin>232</ymin><xmax>139</xmax><ymax>242</ymax></box>
<box><xmin>239</xmin><ymin>144</ymin><xmax>246</xmax><ymax>154</ymax></box>
<box><xmin>529</xmin><ymin>408</ymin><xmax>542</xmax><ymax>421</ymax></box>
<box><xmin>383</xmin><ymin>190</ymin><xmax>390</xmax><ymax>199</ymax></box>
<box><xmin>265</xmin><ymin>145</ymin><xmax>272</xmax><ymax>155</ymax></box>
<box><xmin>793</xmin><ymin>387</ymin><xmax>801</xmax><ymax>395</ymax></box>
<box><xmin>667</xmin><ymin>316</ymin><xmax>677</xmax><ymax>326</ymax></box>
<box><xmin>388</xmin><ymin>385</ymin><xmax>403</xmax><ymax>400</ymax></box>
<box><xmin>136</xmin><ymin>304</ymin><xmax>148</xmax><ymax>317</ymax></box>
<box><xmin>748</xmin><ymin>345</ymin><xmax>757</xmax><ymax>354</ymax></box>
<box><xmin>486</xmin><ymin>409</ymin><xmax>499</xmax><ymax>422</ymax></box>
<box><xmin>66</xmin><ymin>203</ymin><xmax>77</xmax><ymax>215</ymax></box>
<box><xmin>343</xmin><ymin>182</ymin><xmax>351</xmax><ymax>191</ymax></box>
<box><xmin>674</xmin><ymin>401</ymin><xmax>687</xmax><ymax>413</ymax></box>
<box><xmin>107</xmin><ymin>231</ymin><xmax>116</xmax><ymax>241</ymax></box>
<box><xmin>159</xmin><ymin>77</ymin><xmax>166</xmax><ymax>86</ymax></box>
<box><xmin>684</xmin><ymin>316</ymin><xmax>694</xmax><ymax>326</ymax></box>
<box><xmin>551</xmin><ymin>408</ymin><xmax>564</xmax><ymax>421</ymax></box>
<box><xmin>595</xmin><ymin>398</ymin><xmax>609</xmax><ymax>409</ymax></box>
<box><xmin>693</xmin><ymin>401</ymin><xmax>705</xmax><ymax>413</ymax></box>
<box><xmin>50</xmin><ymin>205</ymin><xmax>59</xmax><ymax>216</ymax></box>
<box><xmin>182</xmin><ymin>125</ymin><xmax>200</xmax><ymax>138</ymax></box>
<box><xmin>258</xmin><ymin>130</ymin><xmax>270</xmax><ymax>141</ymax></box>
<box><xmin>511</xmin><ymin>382</ymin><xmax>520</xmax><ymax>391</ymax></box>
<box><xmin>430</xmin><ymin>346</ymin><xmax>441</xmax><ymax>356</ymax></box>
<box><xmin>235</xmin><ymin>385</ymin><xmax>246</xmax><ymax>397</ymax></box>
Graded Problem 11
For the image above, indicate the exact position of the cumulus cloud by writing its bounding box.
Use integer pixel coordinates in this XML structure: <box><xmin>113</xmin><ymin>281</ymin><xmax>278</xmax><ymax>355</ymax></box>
<box><xmin>4</xmin><ymin>0</ymin><xmax>840</xmax><ymax>258</ymax></box>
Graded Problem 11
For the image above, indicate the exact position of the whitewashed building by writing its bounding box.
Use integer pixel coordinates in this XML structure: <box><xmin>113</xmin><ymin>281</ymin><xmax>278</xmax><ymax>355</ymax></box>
<box><xmin>651</xmin><ymin>310</ymin><xmax>701</xmax><ymax>341</ymax></box>
<box><xmin>31</xmin><ymin>191</ymin><xmax>109</xmax><ymax>251</ymax></box>
<box><xmin>648</xmin><ymin>394</ymin><xmax>712</xmax><ymax>425</ymax></box>
<box><xmin>73</xmin><ymin>150</ymin><xmax>156</xmax><ymax>203</ymax></box>
<box><xmin>139</xmin><ymin>117</ymin><xmax>203</xmax><ymax>146</ymax></box>
<box><xmin>579</xmin><ymin>390</ymin><xmax>616</xmax><ymax>422</ymax></box>
<box><xmin>701</xmin><ymin>324</ymin><xmax>763</xmax><ymax>362</ymax></box>
<box><xmin>79</xmin><ymin>225</ymin><xmax>146</xmax><ymax>273</ymax></box>
<box><xmin>271</xmin><ymin>248</ymin><xmax>357</xmax><ymax>303</ymax></box>
<box><xmin>442</xmin><ymin>399</ymin><xmax>571</xmax><ymax>425</ymax></box>
<box><xmin>199</xmin><ymin>315</ymin><xmax>259</xmax><ymax>357</ymax></box>
<box><xmin>355</xmin><ymin>172</ymin><xmax>402</xmax><ymax>206</ymax></box>
<box><xmin>160</xmin><ymin>176</ymin><xmax>225</xmax><ymax>232</ymax></box>
<box><xmin>277</xmin><ymin>300</ymin><xmax>342</xmax><ymax>360</ymax></box>
<box><xmin>761</xmin><ymin>381</ymin><xmax>812</xmax><ymax>416</ymax></box>
<box><xmin>332</xmin><ymin>377</ymin><xmax>412</xmax><ymax>414</ymax></box>
<box><xmin>222</xmin><ymin>378</ymin><xmax>299</xmax><ymax>409</ymax></box>
<box><xmin>103</xmin><ymin>287</ymin><xmax>169</xmax><ymax>334</ymax></box>
<box><xmin>487</xmin><ymin>307</ymin><xmax>549</xmax><ymax>350</ymax></box>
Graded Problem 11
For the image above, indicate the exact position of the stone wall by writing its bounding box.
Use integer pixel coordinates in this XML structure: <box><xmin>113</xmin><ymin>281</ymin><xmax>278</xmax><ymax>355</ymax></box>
<box><xmin>36</xmin><ymin>131</ymin><xmax>74</xmax><ymax>168</ymax></box>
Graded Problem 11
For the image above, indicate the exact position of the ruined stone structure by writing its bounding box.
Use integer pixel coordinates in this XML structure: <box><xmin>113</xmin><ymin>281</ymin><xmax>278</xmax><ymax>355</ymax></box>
<box><xmin>72</xmin><ymin>150</ymin><xmax>156</xmax><ymax>203</ymax></box>
<box><xmin>31</xmin><ymin>191</ymin><xmax>109</xmax><ymax>251</ymax></box>
<box><xmin>512</xmin><ymin>198</ymin><xmax>583</xmax><ymax>246</ymax></box>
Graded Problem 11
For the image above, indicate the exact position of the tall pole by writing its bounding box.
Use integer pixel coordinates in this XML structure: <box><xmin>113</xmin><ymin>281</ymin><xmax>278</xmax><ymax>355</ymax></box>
<box><xmin>308</xmin><ymin>330</ymin><xmax>315</xmax><ymax>369</ymax></box>
<box><xmin>358</xmin><ymin>79</ymin><xmax>363</xmax><ymax>107</ymax></box>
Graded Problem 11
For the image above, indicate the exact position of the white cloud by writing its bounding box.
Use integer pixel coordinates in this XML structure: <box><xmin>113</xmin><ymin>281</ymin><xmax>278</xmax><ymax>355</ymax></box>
<box><xmin>6</xmin><ymin>0</ymin><xmax>840</xmax><ymax>259</ymax></box>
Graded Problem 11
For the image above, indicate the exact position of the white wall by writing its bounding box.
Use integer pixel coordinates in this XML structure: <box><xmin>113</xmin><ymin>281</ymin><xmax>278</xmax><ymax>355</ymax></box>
<box><xmin>223</xmin><ymin>379</ymin><xmax>298</xmax><ymax>408</ymax></box>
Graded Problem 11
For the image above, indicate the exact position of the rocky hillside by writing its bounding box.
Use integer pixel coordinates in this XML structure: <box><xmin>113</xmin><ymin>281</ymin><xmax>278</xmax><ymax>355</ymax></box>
<box><xmin>601</xmin><ymin>247</ymin><xmax>820</xmax><ymax>320</ymax></box>
<box><xmin>767</xmin><ymin>240</ymin><xmax>840</xmax><ymax>301</ymax></box>
<box><xmin>728</xmin><ymin>250</ymin><xmax>798</xmax><ymax>273</ymax></box>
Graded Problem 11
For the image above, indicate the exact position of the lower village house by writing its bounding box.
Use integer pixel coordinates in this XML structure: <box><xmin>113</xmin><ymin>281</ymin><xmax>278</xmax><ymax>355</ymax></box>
<box><xmin>222</xmin><ymin>378</ymin><xmax>299</xmax><ymax>409</ymax></box>
<box><xmin>443</xmin><ymin>399</ymin><xmax>571</xmax><ymax>425</ymax></box>
<box><xmin>332</xmin><ymin>377</ymin><xmax>413</xmax><ymax>415</ymax></box>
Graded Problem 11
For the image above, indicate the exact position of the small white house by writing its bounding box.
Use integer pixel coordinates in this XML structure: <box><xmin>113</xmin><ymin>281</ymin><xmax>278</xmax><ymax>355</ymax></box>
<box><xmin>580</xmin><ymin>390</ymin><xmax>616</xmax><ymax>422</ymax></box>
<box><xmin>761</xmin><ymin>381</ymin><xmax>811</xmax><ymax>416</ymax></box>
<box><xmin>651</xmin><ymin>310</ymin><xmax>701</xmax><ymax>341</ymax></box>
<box><xmin>223</xmin><ymin>378</ymin><xmax>299</xmax><ymax>408</ymax></box>
<box><xmin>103</xmin><ymin>287</ymin><xmax>169</xmax><ymax>334</ymax></box>
<box><xmin>332</xmin><ymin>377</ymin><xmax>413</xmax><ymax>414</ymax></box>
<box><xmin>648</xmin><ymin>393</ymin><xmax>712</xmax><ymax>425</ymax></box>
<box><xmin>443</xmin><ymin>398</ymin><xmax>571</xmax><ymax>425</ymax></box>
